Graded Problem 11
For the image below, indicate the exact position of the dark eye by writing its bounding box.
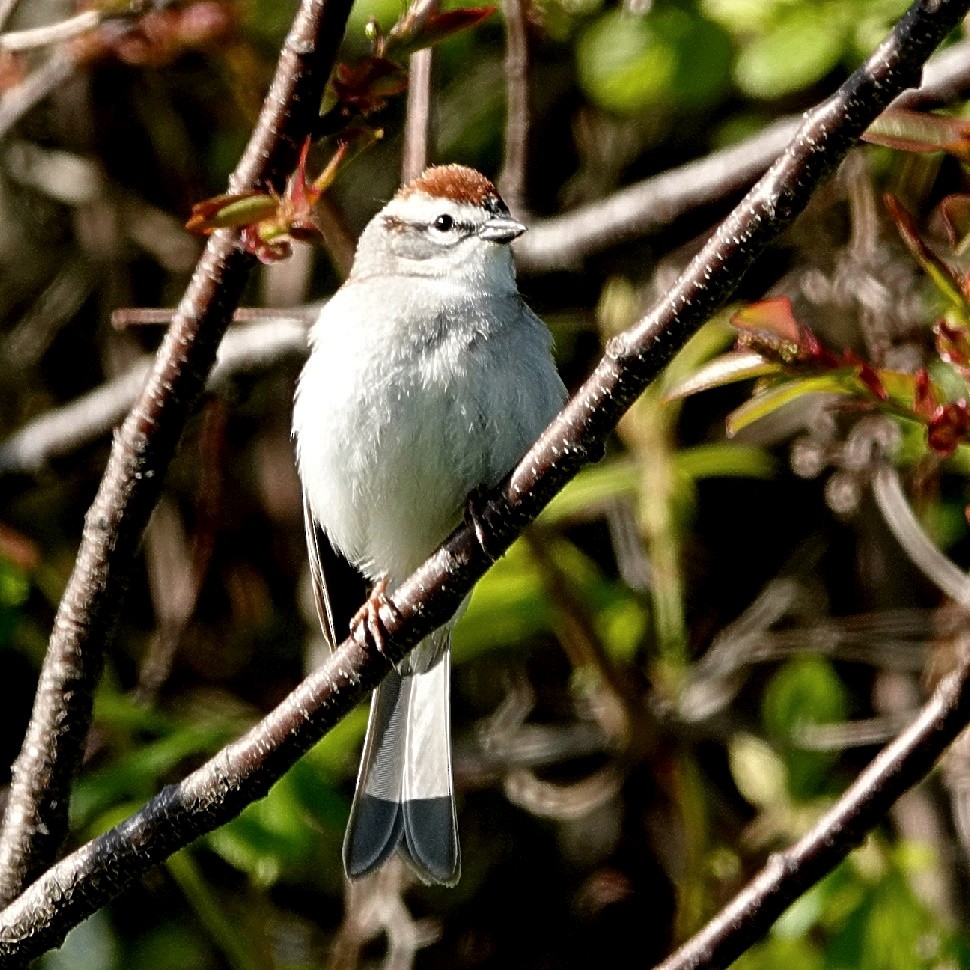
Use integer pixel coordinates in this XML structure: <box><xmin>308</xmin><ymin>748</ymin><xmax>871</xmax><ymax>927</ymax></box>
<box><xmin>432</xmin><ymin>213</ymin><xmax>454</xmax><ymax>232</ymax></box>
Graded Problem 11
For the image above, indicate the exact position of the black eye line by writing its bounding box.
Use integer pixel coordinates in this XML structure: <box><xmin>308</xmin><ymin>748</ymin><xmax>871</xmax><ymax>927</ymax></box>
<box><xmin>382</xmin><ymin>214</ymin><xmax>477</xmax><ymax>238</ymax></box>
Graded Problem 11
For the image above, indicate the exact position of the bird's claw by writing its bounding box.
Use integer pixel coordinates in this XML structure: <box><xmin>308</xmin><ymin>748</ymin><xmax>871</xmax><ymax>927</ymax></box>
<box><xmin>351</xmin><ymin>576</ymin><xmax>401</xmax><ymax>657</ymax></box>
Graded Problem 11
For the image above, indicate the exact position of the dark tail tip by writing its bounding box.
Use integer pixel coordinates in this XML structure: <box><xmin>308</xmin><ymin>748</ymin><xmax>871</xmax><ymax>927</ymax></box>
<box><xmin>403</xmin><ymin>797</ymin><xmax>461</xmax><ymax>886</ymax></box>
<box><xmin>343</xmin><ymin>795</ymin><xmax>403</xmax><ymax>879</ymax></box>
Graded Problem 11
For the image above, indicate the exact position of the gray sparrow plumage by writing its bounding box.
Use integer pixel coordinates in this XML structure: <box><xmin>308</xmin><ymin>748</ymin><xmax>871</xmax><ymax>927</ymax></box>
<box><xmin>293</xmin><ymin>164</ymin><xmax>565</xmax><ymax>885</ymax></box>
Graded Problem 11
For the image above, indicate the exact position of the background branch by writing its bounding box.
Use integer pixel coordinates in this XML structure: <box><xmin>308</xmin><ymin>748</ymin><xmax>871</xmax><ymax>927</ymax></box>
<box><xmin>0</xmin><ymin>11</ymin><xmax>101</xmax><ymax>52</ymax></box>
<box><xmin>0</xmin><ymin>315</ymin><xmax>312</xmax><ymax>480</ymax></box>
<box><xmin>0</xmin><ymin>50</ymin><xmax>75</xmax><ymax>142</ymax></box>
<box><xmin>0</xmin><ymin>0</ymin><xmax>354</xmax><ymax>908</ymax></box>
<box><xmin>0</xmin><ymin>0</ymin><xmax>964</xmax><ymax>959</ymax></box>
<box><xmin>400</xmin><ymin>0</ymin><xmax>439</xmax><ymax>181</ymax></box>
<box><xmin>516</xmin><ymin>34</ymin><xmax>970</xmax><ymax>273</ymax></box>
<box><xmin>497</xmin><ymin>0</ymin><xmax>530</xmax><ymax>216</ymax></box>
<box><xmin>402</xmin><ymin>47</ymin><xmax>433</xmax><ymax>181</ymax></box>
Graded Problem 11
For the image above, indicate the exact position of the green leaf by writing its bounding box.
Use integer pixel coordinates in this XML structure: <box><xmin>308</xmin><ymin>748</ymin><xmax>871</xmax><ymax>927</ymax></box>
<box><xmin>658</xmin><ymin>8</ymin><xmax>734</xmax><ymax>112</ymax></box>
<box><xmin>455</xmin><ymin>539</ymin><xmax>551</xmax><ymax>658</ymax></box>
<box><xmin>577</xmin><ymin>10</ymin><xmax>676</xmax><ymax>114</ymax></box>
<box><xmin>762</xmin><ymin>656</ymin><xmax>847</xmax><ymax>801</ymax></box>
<box><xmin>185</xmin><ymin>193</ymin><xmax>279</xmax><ymax>233</ymax></box>
<box><xmin>726</xmin><ymin>375</ymin><xmax>856</xmax><ymax>436</ymax></box>
<box><xmin>92</xmin><ymin>689</ymin><xmax>175</xmax><ymax>735</ymax></box>
<box><xmin>665</xmin><ymin>351</ymin><xmax>780</xmax><ymax>402</ymax></box>
<box><xmin>674</xmin><ymin>442</ymin><xmax>777</xmax><ymax>480</ymax></box>
<box><xmin>206</xmin><ymin>750</ymin><xmax>351</xmax><ymax>888</ymax></box>
<box><xmin>539</xmin><ymin>460</ymin><xmax>639</xmax><ymax>523</ymax></box>
<box><xmin>577</xmin><ymin>7</ymin><xmax>731</xmax><ymax>114</ymax></box>
<box><xmin>864</xmin><ymin>108</ymin><xmax>970</xmax><ymax>162</ymax></box>
<box><xmin>456</xmin><ymin>534</ymin><xmax>647</xmax><ymax>664</ymax></box>
<box><xmin>735</xmin><ymin>7</ymin><xmax>847</xmax><ymax>99</ymax></box>
<box><xmin>202</xmin><ymin>706</ymin><xmax>368</xmax><ymax>889</ymax></box>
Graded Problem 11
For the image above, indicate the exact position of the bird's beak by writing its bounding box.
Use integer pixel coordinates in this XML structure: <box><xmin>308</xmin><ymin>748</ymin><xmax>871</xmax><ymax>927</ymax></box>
<box><xmin>478</xmin><ymin>216</ymin><xmax>527</xmax><ymax>243</ymax></box>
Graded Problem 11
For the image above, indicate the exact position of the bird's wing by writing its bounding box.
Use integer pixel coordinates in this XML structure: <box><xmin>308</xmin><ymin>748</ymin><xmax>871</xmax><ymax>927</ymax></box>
<box><xmin>302</xmin><ymin>490</ymin><xmax>368</xmax><ymax>648</ymax></box>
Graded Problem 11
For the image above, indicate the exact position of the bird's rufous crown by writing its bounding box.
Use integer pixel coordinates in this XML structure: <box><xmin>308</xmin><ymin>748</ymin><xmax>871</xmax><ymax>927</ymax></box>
<box><xmin>397</xmin><ymin>165</ymin><xmax>506</xmax><ymax>212</ymax></box>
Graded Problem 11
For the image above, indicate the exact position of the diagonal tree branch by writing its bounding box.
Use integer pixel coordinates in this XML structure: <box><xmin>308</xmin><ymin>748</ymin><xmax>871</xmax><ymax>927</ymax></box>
<box><xmin>652</xmin><ymin>646</ymin><xmax>970</xmax><ymax>970</ymax></box>
<box><xmin>1</xmin><ymin>0</ymin><xmax>966</xmax><ymax>961</ymax></box>
<box><xmin>0</xmin><ymin>0</ymin><xmax>355</xmax><ymax>908</ymax></box>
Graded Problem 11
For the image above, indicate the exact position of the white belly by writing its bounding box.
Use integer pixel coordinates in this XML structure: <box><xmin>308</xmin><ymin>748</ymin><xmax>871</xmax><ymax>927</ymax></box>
<box><xmin>293</xmin><ymin>282</ymin><xmax>564</xmax><ymax>585</ymax></box>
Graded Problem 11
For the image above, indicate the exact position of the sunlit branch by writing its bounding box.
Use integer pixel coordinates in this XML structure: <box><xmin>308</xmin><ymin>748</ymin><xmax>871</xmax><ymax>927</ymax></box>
<box><xmin>0</xmin><ymin>315</ymin><xmax>311</xmax><ymax>477</ymax></box>
<box><xmin>653</xmin><ymin>645</ymin><xmax>970</xmax><ymax>970</ymax></box>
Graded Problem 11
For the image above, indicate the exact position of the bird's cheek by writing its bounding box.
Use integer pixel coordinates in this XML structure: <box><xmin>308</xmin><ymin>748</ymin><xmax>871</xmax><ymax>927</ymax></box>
<box><xmin>389</xmin><ymin>233</ymin><xmax>440</xmax><ymax>263</ymax></box>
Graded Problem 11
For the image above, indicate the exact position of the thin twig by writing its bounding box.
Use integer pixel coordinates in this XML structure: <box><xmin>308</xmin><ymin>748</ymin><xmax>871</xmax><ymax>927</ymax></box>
<box><xmin>872</xmin><ymin>462</ymin><xmax>970</xmax><ymax>608</ymax></box>
<box><xmin>402</xmin><ymin>47</ymin><xmax>433</xmax><ymax>181</ymax></box>
<box><xmin>0</xmin><ymin>0</ymin><xmax>355</xmax><ymax>908</ymax></box>
<box><xmin>0</xmin><ymin>0</ymin><xmax>962</xmax><ymax>959</ymax></box>
<box><xmin>516</xmin><ymin>35</ymin><xmax>970</xmax><ymax>273</ymax></box>
<box><xmin>0</xmin><ymin>10</ymin><xmax>100</xmax><ymax>51</ymax></box>
<box><xmin>398</xmin><ymin>0</ymin><xmax>440</xmax><ymax>181</ymax></box>
<box><xmin>0</xmin><ymin>48</ymin><xmax>75</xmax><ymax>142</ymax></box>
<box><xmin>498</xmin><ymin>0</ymin><xmax>530</xmax><ymax>215</ymax></box>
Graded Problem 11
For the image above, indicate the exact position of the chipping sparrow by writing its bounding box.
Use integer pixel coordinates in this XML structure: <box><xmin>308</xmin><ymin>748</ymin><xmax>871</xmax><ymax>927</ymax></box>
<box><xmin>292</xmin><ymin>164</ymin><xmax>566</xmax><ymax>885</ymax></box>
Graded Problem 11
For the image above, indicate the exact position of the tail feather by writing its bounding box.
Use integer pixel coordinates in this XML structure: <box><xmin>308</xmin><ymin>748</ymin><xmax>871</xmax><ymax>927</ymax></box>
<box><xmin>402</xmin><ymin>650</ymin><xmax>459</xmax><ymax>884</ymax></box>
<box><xmin>343</xmin><ymin>641</ymin><xmax>460</xmax><ymax>885</ymax></box>
<box><xmin>342</xmin><ymin>674</ymin><xmax>407</xmax><ymax>878</ymax></box>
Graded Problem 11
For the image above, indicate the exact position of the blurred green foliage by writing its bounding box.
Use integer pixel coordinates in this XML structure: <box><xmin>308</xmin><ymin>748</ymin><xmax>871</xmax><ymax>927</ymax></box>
<box><xmin>576</xmin><ymin>6</ymin><xmax>732</xmax><ymax>114</ymax></box>
<box><xmin>737</xmin><ymin>844</ymin><xmax>970</xmax><ymax>970</ymax></box>
<box><xmin>762</xmin><ymin>656</ymin><xmax>847</xmax><ymax>800</ymax></box>
<box><xmin>0</xmin><ymin>558</ymin><xmax>29</xmax><ymax>648</ymax></box>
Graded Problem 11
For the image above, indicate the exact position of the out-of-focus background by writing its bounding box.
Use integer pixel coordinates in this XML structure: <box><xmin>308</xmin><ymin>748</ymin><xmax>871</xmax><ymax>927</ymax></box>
<box><xmin>4</xmin><ymin>0</ymin><xmax>970</xmax><ymax>966</ymax></box>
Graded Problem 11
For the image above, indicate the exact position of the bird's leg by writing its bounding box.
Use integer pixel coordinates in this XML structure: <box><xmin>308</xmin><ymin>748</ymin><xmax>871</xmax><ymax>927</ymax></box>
<box><xmin>350</xmin><ymin>576</ymin><xmax>401</xmax><ymax>657</ymax></box>
<box><xmin>464</xmin><ymin>485</ymin><xmax>501</xmax><ymax>562</ymax></box>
